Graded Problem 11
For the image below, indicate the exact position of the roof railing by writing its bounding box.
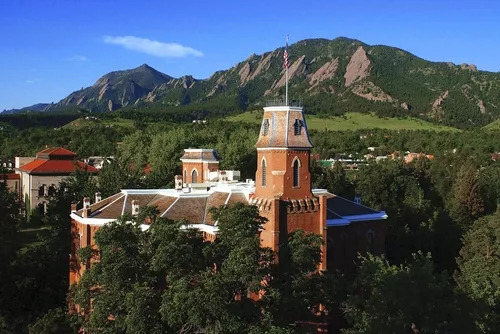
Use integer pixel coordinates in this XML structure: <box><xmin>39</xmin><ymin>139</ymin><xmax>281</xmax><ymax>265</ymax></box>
<box><xmin>265</xmin><ymin>99</ymin><xmax>303</xmax><ymax>107</ymax></box>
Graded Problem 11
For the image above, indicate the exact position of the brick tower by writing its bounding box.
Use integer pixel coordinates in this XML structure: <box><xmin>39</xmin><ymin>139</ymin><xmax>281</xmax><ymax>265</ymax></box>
<box><xmin>252</xmin><ymin>104</ymin><xmax>327</xmax><ymax>269</ymax></box>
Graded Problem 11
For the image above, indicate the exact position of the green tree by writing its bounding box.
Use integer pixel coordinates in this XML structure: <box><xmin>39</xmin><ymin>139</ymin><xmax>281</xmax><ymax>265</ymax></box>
<box><xmin>450</xmin><ymin>161</ymin><xmax>486</xmax><ymax>229</ymax></box>
<box><xmin>342</xmin><ymin>253</ymin><xmax>475</xmax><ymax>334</ymax></box>
<box><xmin>455</xmin><ymin>210</ymin><xmax>500</xmax><ymax>333</ymax></box>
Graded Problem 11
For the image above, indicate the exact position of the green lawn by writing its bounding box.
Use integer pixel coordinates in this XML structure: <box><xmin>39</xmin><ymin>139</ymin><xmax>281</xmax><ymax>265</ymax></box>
<box><xmin>484</xmin><ymin>119</ymin><xmax>500</xmax><ymax>131</ymax></box>
<box><xmin>15</xmin><ymin>227</ymin><xmax>50</xmax><ymax>254</ymax></box>
<box><xmin>63</xmin><ymin>117</ymin><xmax>135</xmax><ymax>129</ymax></box>
<box><xmin>227</xmin><ymin>111</ymin><xmax>459</xmax><ymax>131</ymax></box>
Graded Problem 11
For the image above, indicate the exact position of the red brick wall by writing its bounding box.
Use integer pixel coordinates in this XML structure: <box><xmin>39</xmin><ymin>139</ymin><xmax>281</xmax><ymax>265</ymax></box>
<box><xmin>255</xmin><ymin>149</ymin><xmax>312</xmax><ymax>200</ymax></box>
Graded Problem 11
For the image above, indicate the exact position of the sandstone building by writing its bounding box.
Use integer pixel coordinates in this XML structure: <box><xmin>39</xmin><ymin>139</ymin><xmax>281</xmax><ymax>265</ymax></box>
<box><xmin>70</xmin><ymin>104</ymin><xmax>386</xmax><ymax>285</ymax></box>
<box><xmin>17</xmin><ymin>147</ymin><xmax>98</xmax><ymax>214</ymax></box>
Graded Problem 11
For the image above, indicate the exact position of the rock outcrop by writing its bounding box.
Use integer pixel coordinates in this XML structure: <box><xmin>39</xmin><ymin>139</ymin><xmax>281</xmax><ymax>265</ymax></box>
<box><xmin>344</xmin><ymin>46</ymin><xmax>371</xmax><ymax>87</ymax></box>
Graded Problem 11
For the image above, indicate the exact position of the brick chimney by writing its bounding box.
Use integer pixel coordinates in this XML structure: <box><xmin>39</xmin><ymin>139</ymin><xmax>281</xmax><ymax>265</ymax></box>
<box><xmin>82</xmin><ymin>197</ymin><xmax>91</xmax><ymax>218</ymax></box>
<box><xmin>131</xmin><ymin>200</ymin><xmax>140</xmax><ymax>216</ymax></box>
<box><xmin>95</xmin><ymin>192</ymin><xmax>102</xmax><ymax>203</ymax></box>
<box><xmin>71</xmin><ymin>203</ymin><xmax>77</xmax><ymax>213</ymax></box>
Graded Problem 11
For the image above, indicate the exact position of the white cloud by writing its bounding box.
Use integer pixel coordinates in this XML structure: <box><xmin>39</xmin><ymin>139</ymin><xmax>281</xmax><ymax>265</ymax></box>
<box><xmin>25</xmin><ymin>78</ymin><xmax>40</xmax><ymax>84</ymax></box>
<box><xmin>66</xmin><ymin>55</ymin><xmax>88</xmax><ymax>62</ymax></box>
<box><xmin>103</xmin><ymin>35</ymin><xmax>203</xmax><ymax>58</ymax></box>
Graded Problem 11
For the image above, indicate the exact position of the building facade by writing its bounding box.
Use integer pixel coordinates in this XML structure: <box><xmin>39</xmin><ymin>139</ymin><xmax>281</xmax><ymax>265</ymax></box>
<box><xmin>17</xmin><ymin>147</ymin><xmax>98</xmax><ymax>214</ymax></box>
<box><xmin>69</xmin><ymin>104</ymin><xmax>387</xmax><ymax>286</ymax></box>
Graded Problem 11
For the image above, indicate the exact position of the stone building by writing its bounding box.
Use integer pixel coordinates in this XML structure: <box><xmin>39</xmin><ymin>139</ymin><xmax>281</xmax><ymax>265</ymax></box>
<box><xmin>70</xmin><ymin>104</ymin><xmax>387</xmax><ymax>285</ymax></box>
<box><xmin>17</xmin><ymin>147</ymin><xmax>98</xmax><ymax>214</ymax></box>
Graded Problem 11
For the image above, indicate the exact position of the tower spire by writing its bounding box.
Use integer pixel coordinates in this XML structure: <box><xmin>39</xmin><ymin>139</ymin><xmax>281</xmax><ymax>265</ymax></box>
<box><xmin>284</xmin><ymin>35</ymin><xmax>289</xmax><ymax>106</ymax></box>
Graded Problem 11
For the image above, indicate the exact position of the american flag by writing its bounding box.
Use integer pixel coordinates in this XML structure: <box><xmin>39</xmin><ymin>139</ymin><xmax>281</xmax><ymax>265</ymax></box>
<box><xmin>283</xmin><ymin>43</ymin><xmax>289</xmax><ymax>70</ymax></box>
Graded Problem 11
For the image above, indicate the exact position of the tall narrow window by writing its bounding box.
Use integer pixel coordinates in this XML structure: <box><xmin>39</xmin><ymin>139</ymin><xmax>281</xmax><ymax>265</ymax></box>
<box><xmin>293</xmin><ymin>119</ymin><xmax>302</xmax><ymax>135</ymax></box>
<box><xmin>38</xmin><ymin>185</ymin><xmax>45</xmax><ymax>197</ymax></box>
<box><xmin>191</xmin><ymin>169</ymin><xmax>198</xmax><ymax>184</ymax></box>
<box><xmin>262</xmin><ymin>119</ymin><xmax>270</xmax><ymax>136</ymax></box>
<box><xmin>183</xmin><ymin>169</ymin><xmax>187</xmax><ymax>183</ymax></box>
<box><xmin>261</xmin><ymin>159</ymin><xmax>267</xmax><ymax>187</ymax></box>
<box><xmin>293</xmin><ymin>158</ymin><xmax>300</xmax><ymax>187</ymax></box>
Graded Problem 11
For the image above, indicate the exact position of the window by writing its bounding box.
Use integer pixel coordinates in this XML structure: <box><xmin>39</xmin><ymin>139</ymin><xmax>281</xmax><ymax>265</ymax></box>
<box><xmin>191</xmin><ymin>169</ymin><xmax>198</xmax><ymax>183</ymax></box>
<box><xmin>37</xmin><ymin>202</ymin><xmax>45</xmax><ymax>215</ymax></box>
<box><xmin>38</xmin><ymin>185</ymin><xmax>45</xmax><ymax>197</ymax></box>
<box><xmin>293</xmin><ymin>119</ymin><xmax>302</xmax><ymax>135</ymax></box>
<box><xmin>183</xmin><ymin>169</ymin><xmax>187</xmax><ymax>183</ymax></box>
<box><xmin>48</xmin><ymin>185</ymin><xmax>56</xmax><ymax>197</ymax></box>
<box><xmin>262</xmin><ymin>119</ymin><xmax>270</xmax><ymax>136</ymax></box>
<box><xmin>293</xmin><ymin>158</ymin><xmax>300</xmax><ymax>187</ymax></box>
<box><xmin>261</xmin><ymin>159</ymin><xmax>267</xmax><ymax>187</ymax></box>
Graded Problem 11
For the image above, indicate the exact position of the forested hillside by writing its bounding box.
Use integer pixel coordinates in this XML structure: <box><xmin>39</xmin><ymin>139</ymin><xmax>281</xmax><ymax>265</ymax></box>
<box><xmin>13</xmin><ymin>37</ymin><xmax>500</xmax><ymax>129</ymax></box>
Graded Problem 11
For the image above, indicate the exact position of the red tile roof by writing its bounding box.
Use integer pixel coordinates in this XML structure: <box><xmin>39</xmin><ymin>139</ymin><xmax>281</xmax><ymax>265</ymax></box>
<box><xmin>0</xmin><ymin>173</ymin><xmax>20</xmax><ymax>180</ymax></box>
<box><xmin>19</xmin><ymin>159</ymin><xmax>98</xmax><ymax>175</ymax></box>
<box><xmin>37</xmin><ymin>147</ymin><xmax>76</xmax><ymax>157</ymax></box>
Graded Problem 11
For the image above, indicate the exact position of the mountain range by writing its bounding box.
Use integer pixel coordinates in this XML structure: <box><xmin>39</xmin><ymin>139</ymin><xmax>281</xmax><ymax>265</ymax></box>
<box><xmin>8</xmin><ymin>37</ymin><xmax>500</xmax><ymax>128</ymax></box>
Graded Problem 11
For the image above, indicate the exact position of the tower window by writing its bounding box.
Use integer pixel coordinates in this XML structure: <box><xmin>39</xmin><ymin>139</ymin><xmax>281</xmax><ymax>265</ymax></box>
<box><xmin>261</xmin><ymin>159</ymin><xmax>267</xmax><ymax>187</ymax></box>
<box><xmin>191</xmin><ymin>169</ymin><xmax>198</xmax><ymax>184</ymax></box>
<box><xmin>262</xmin><ymin>119</ymin><xmax>270</xmax><ymax>136</ymax></box>
<box><xmin>293</xmin><ymin>158</ymin><xmax>300</xmax><ymax>187</ymax></box>
<box><xmin>293</xmin><ymin>119</ymin><xmax>302</xmax><ymax>135</ymax></box>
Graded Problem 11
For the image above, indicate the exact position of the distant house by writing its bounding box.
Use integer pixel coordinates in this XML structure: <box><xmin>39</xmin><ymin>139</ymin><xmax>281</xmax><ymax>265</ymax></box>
<box><xmin>17</xmin><ymin>147</ymin><xmax>98</xmax><ymax>214</ymax></box>
<box><xmin>404</xmin><ymin>152</ymin><xmax>435</xmax><ymax>164</ymax></box>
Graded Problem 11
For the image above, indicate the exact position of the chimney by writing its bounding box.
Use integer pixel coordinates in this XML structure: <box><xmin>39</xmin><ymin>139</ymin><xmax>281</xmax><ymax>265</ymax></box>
<box><xmin>71</xmin><ymin>203</ymin><xmax>77</xmax><ymax>213</ymax></box>
<box><xmin>82</xmin><ymin>197</ymin><xmax>91</xmax><ymax>218</ymax></box>
<box><xmin>174</xmin><ymin>175</ymin><xmax>183</xmax><ymax>190</ymax></box>
<box><xmin>95</xmin><ymin>192</ymin><xmax>102</xmax><ymax>203</ymax></box>
<box><xmin>354</xmin><ymin>196</ymin><xmax>361</xmax><ymax>205</ymax></box>
<box><xmin>131</xmin><ymin>200</ymin><xmax>140</xmax><ymax>216</ymax></box>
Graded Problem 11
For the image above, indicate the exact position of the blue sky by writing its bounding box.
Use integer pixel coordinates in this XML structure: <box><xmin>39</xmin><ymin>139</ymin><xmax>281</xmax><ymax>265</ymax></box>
<box><xmin>1</xmin><ymin>0</ymin><xmax>499</xmax><ymax>110</ymax></box>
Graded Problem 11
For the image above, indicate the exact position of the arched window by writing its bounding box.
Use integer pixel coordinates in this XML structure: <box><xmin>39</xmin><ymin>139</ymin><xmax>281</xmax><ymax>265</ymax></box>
<box><xmin>191</xmin><ymin>169</ymin><xmax>198</xmax><ymax>184</ymax></box>
<box><xmin>293</xmin><ymin>158</ymin><xmax>300</xmax><ymax>187</ymax></box>
<box><xmin>294</xmin><ymin>119</ymin><xmax>302</xmax><ymax>135</ymax></box>
<box><xmin>37</xmin><ymin>202</ymin><xmax>45</xmax><ymax>215</ymax></box>
<box><xmin>38</xmin><ymin>185</ymin><xmax>45</xmax><ymax>197</ymax></box>
<box><xmin>48</xmin><ymin>185</ymin><xmax>56</xmax><ymax>197</ymax></box>
<box><xmin>262</xmin><ymin>119</ymin><xmax>270</xmax><ymax>136</ymax></box>
<box><xmin>261</xmin><ymin>159</ymin><xmax>267</xmax><ymax>187</ymax></box>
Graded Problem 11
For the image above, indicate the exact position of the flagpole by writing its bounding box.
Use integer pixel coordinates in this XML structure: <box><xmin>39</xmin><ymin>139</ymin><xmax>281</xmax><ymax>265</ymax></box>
<box><xmin>285</xmin><ymin>35</ymin><xmax>289</xmax><ymax>106</ymax></box>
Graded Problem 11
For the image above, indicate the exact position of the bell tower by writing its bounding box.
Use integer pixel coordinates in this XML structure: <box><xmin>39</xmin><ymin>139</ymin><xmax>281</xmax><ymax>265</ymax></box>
<box><xmin>252</xmin><ymin>103</ymin><xmax>326</xmax><ymax>269</ymax></box>
<box><xmin>255</xmin><ymin>105</ymin><xmax>313</xmax><ymax>199</ymax></box>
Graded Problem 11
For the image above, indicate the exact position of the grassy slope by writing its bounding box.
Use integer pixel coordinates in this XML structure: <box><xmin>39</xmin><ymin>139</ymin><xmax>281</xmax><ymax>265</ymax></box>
<box><xmin>227</xmin><ymin>111</ymin><xmax>459</xmax><ymax>131</ymax></box>
<box><xmin>484</xmin><ymin>119</ymin><xmax>500</xmax><ymax>131</ymax></box>
<box><xmin>63</xmin><ymin>117</ymin><xmax>135</xmax><ymax>129</ymax></box>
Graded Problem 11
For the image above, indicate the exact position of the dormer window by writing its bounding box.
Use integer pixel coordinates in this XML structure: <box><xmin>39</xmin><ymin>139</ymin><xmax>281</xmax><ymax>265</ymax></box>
<box><xmin>262</xmin><ymin>119</ymin><xmax>270</xmax><ymax>136</ymax></box>
<box><xmin>294</xmin><ymin>119</ymin><xmax>302</xmax><ymax>135</ymax></box>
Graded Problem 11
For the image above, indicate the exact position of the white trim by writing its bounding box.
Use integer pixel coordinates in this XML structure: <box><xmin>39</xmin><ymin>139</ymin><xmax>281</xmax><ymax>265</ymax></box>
<box><xmin>344</xmin><ymin>212</ymin><xmax>388</xmax><ymax>222</ymax></box>
<box><xmin>121</xmin><ymin>194</ymin><xmax>128</xmax><ymax>215</ymax></box>
<box><xmin>161</xmin><ymin>197</ymin><xmax>180</xmax><ymax>217</ymax></box>
<box><xmin>180</xmin><ymin>159</ymin><xmax>219</xmax><ymax>163</ymax></box>
<box><xmin>291</xmin><ymin>156</ymin><xmax>302</xmax><ymax>167</ymax></box>
<box><xmin>272</xmin><ymin>170</ymin><xmax>285</xmax><ymax>175</ymax></box>
<box><xmin>89</xmin><ymin>193</ymin><xmax>125</xmax><ymax>218</ymax></box>
<box><xmin>263</xmin><ymin>106</ymin><xmax>303</xmax><ymax>112</ymax></box>
<box><xmin>182</xmin><ymin>223</ymin><xmax>219</xmax><ymax>234</ymax></box>
<box><xmin>183</xmin><ymin>149</ymin><xmax>216</xmax><ymax>153</ymax></box>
